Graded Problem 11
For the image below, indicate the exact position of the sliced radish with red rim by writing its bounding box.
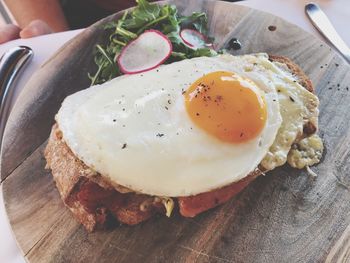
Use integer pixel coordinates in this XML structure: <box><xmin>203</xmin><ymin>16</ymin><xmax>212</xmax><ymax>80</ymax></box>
<box><xmin>117</xmin><ymin>30</ymin><xmax>172</xmax><ymax>74</ymax></box>
<box><xmin>180</xmin><ymin>29</ymin><xmax>210</xmax><ymax>49</ymax></box>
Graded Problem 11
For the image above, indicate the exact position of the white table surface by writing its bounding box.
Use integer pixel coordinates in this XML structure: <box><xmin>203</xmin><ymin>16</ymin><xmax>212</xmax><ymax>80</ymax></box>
<box><xmin>0</xmin><ymin>0</ymin><xmax>349</xmax><ymax>262</ymax></box>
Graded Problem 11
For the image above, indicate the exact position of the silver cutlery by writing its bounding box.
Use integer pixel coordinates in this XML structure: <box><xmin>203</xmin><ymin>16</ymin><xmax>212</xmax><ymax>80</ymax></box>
<box><xmin>0</xmin><ymin>46</ymin><xmax>33</xmax><ymax>151</ymax></box>
<box><xmin>305</xmin><ymin>3</ymin><xmax>350</xmax><ymax>63</ymax></box>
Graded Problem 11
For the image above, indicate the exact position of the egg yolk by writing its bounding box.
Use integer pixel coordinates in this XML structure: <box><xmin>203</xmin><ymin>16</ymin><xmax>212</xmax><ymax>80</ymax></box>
<box><xmin>184</xmin><ymin>71</ymin><xmax>267</xmax><ymax>143</ymax></box>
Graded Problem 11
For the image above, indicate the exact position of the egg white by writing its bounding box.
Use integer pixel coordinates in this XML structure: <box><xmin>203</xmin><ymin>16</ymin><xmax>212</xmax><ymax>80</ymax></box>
<box><xmin>56</xmin><ymin>54</ymin><xmax>282</xmax><ymax>196</ymax></box>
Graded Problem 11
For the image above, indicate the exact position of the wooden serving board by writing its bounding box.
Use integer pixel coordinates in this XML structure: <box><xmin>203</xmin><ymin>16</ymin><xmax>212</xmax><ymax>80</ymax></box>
<box><xmin>2</xmin><ymin>1</ymin><xmax>350</xmax><ymax>262</ymax></box>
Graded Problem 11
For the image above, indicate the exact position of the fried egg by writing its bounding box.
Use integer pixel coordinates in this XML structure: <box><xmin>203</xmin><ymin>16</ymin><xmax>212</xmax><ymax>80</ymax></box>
<box><xmin>56</xmin><ymin>54</ymin><xmax>285</xmax><ymax>196</ymax></box>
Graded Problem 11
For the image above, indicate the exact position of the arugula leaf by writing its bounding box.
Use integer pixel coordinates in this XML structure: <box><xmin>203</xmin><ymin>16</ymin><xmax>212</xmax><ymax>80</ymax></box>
<box><xmin>135</xmin><ymin>0</ymin><xmax>161</xmax><ymax>21</ymax></box>
<box><xmin>123</xmin><ymin>0</ymin><xmax>161</xmax><ymax>30</ymax></box>
<box><xmin>191</xmin><ymin>47</ymin><xmax>217</xmax><ymax>57</ymax></box>
<box><xmin>89</xmin><ymin>0</ymin><xmax>218</xmax><ymax>86</ymax></box>
<box><xmin>135</xmin><ymin>4</ymin><xmax>171</xmax><ymax>34</ymax></box>
<box><xmin>179</xmin><ymin>12</ymin><xmax>208</xmax><ymax>34</ymax></box>
<box><xmin>160</xmin><ymin>5</ymin><xmax>179</xmax><ymax>34</ymax></box>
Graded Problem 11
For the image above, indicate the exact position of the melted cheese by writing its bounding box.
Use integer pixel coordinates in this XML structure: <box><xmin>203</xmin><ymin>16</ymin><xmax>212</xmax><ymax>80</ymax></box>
<box><xmin>260</xmin><ymin>61</ymin><xmax>320</xmax><ymax>170</ymax></box>
<box><xmin>287</xmin><ymin>134</ymin><xmax>324</xmax><ymax>169</ymax></box>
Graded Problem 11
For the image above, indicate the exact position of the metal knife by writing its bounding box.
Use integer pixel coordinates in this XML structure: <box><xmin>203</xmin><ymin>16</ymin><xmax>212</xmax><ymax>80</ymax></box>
<box><xmin>305</xmin><ymin>3</ymin><xmax>350</xmax><ymax>63</ymax></box>
<box><xmin>0</xmin><ymin>46</ymin><xmax>33</xmax><ymax>151</ymax></box>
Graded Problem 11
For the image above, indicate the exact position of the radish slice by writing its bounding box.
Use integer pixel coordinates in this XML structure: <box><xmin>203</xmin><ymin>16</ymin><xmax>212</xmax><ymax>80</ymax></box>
<box><xmin>117</xmin><ymin>30</ymin><xmax>172</xmax><ymax>74</ymax></box>
<box><xmin>180</xmin><ymin>29</ymin><xmax>208</xmax><ymax>49</ymax></box>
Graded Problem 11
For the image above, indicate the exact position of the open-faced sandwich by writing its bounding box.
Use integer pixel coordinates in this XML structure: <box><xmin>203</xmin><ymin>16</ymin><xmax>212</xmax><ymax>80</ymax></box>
<box><xmin>45</xmin><ymin>1</ymin><xmax>323</xmax><ymax>231</ymax></box>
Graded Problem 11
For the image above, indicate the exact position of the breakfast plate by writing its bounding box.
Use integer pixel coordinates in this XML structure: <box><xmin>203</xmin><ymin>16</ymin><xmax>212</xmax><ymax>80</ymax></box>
<box><xmin>2</xmin><ymin>0</ymin><xmax>350</xmax><ymax>262</ymax></box>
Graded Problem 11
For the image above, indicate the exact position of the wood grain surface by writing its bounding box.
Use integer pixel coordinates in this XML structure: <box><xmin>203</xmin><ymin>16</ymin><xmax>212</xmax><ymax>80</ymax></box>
<box><xmin>2</xmin><ymin>0</ymin><xmax>350</xmax><ymax>262</ymax></box>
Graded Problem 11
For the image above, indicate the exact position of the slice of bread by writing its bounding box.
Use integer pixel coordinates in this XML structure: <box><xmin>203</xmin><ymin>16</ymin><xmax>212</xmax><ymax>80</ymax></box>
<box><xmin>44</xmin><ymin>55</ymin><xmax>316</xmax><ymax>231</ymax></box>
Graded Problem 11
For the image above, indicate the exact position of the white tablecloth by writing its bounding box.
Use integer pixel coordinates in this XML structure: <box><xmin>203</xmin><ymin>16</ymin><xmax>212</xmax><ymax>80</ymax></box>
<box><xmin>0</xmin><ymin>0</ymin><xmax>349</xmax><ymax>262</ymax></box>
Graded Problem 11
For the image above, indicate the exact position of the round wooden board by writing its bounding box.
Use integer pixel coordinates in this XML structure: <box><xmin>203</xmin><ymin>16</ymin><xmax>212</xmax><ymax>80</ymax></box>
<box><xmin>2</xmin><ymin>1</ymin><xmax>350</xmax><ymax>262</ymax></box>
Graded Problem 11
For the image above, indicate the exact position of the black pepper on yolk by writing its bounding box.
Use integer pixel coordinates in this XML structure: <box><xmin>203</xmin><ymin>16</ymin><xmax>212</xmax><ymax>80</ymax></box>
<box><xmin>184</xmin><ymin>71</ymin><xmax>267</xmax><ymax>143</ymax></box>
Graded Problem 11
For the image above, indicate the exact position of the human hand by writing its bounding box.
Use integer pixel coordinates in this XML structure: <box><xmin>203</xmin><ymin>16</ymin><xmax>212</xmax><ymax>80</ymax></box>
<box><xmin>0</xmin><ymin>24</ymin><xmax>20</xmax><ymax>44</ymax></box>
<box><xmin>0</xmin><ymin>20</ymin><xmax>53</xmax><ymax>44</ymax></box>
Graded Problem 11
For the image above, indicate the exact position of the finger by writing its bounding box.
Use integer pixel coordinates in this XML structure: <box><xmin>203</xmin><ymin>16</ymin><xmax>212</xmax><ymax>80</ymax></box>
<box><xmin>19</xmin><ymin>19</ymin><xmax>53</xmax><ymax>39</ymax></box>
<box><xmin>0</xmin><ymin>24</ymin><xmax>21</xmax><ymax>44</ymax></box>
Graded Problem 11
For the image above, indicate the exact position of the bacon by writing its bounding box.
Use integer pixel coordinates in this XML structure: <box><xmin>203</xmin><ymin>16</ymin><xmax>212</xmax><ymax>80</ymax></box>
<box><xmin>178</xmin><ymin>173</ymin><xmax>257</xmax><ymax>217</ymax></box>
<box><xmin>77</xmin><ymin>181</ymin><xmax>122</xmax><ymax>213</ymax></box>
<box><xmin>76</xmin><ymin>173</ymin><xmax>258</xmax><ymax>222</ymax></box>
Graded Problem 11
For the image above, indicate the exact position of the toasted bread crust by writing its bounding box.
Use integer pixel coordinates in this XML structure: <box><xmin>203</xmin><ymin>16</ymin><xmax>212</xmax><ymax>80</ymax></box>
<box><xmin>45</xmin><ymin>125</ymin><xmax>164</xmax><ymax>231</ymax></box>
<box><xmin>45</xmin><ymin>55</ymin><xmax>317</xmax><ymax>231</ymax></box>
<box><xmin>268</xmin><ymin>55</ymin><xmax>314</xmax><ymax>93</ymax></box>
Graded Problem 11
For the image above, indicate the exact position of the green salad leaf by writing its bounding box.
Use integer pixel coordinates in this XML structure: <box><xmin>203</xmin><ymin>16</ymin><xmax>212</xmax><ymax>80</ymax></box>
<box><xmin>179</xmin><ymin>12</ymin><xmax>208</xmax><ymax>34</ymax></box>
<box><xmin>89</xmin><ymin>0</ymin><xmax>218</xmax><ymax>86</ymax></box>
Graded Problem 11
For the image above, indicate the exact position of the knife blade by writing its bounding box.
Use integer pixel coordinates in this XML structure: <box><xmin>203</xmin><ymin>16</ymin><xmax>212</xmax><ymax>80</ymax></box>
<box><xmin>0</xmin><ymin>46</ymin><xmax>33</xmax><ymax>152</ymax></box>
<box><xmin>305</xmin><ymin>3</ymin><xmax>350</xmax><ymax>63</ymax></box>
